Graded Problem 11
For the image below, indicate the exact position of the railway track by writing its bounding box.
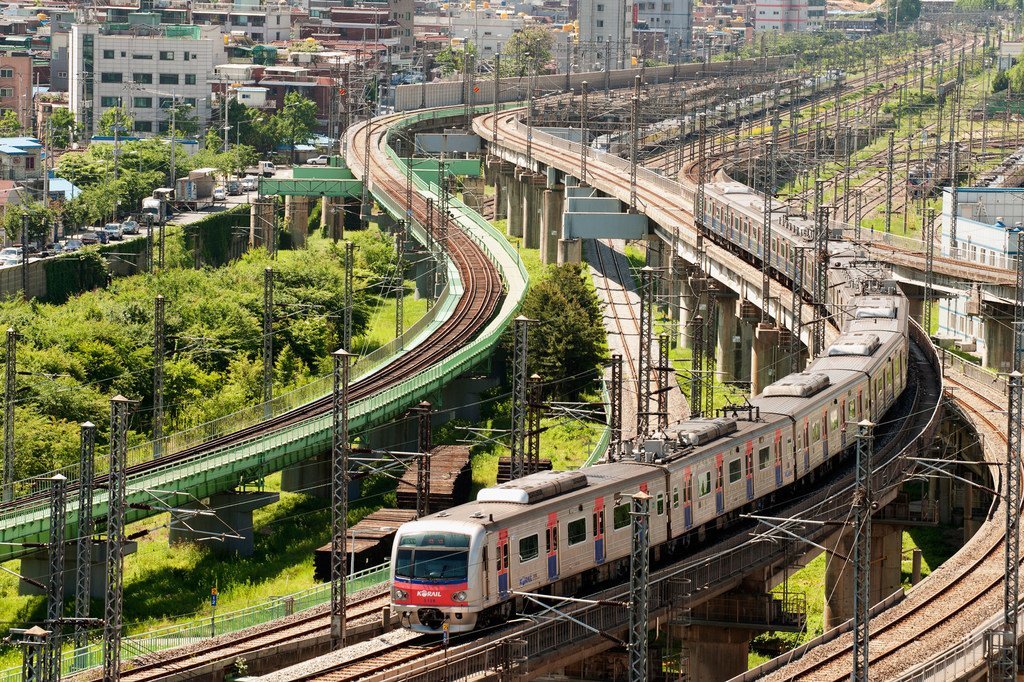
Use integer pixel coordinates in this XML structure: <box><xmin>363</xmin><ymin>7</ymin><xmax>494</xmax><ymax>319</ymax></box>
<box><xmin>116</xmin><ymin>594</ymin><xmax>391</xmax><ymax>682</ymax></box>
<box><xmin>763</xmin><ymin>372</ymin><xmax>1010</xmax><ymax>681</ymax></box>
<box><xmin>0</xmin><ymin>109</ymin><xmax>505</xmax><ymax>526</ymax></box>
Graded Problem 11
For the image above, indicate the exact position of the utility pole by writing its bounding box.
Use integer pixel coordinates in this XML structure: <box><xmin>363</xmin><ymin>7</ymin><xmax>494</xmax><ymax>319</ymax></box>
<box><xmin>1015</xmin><ymin>231</ymin><xmax>1024</xmax><ymax>372</ymax></box>
<box><xmin>395</xmin><ymin>222</ymin><xmax>405</xmax><ymax>346</ymax></box>
<box><xmin>45</xmin><ymin>474</ymin><xmax>67</xmax><ymax>682</ymax></box>
<box><xmin>102</xmin><ymin>396</ymin><xmax>132</xmax><ymax>682</ymax></box>
<box><xmin>580</xmin><ymin>81</ymin><xmax>589</xmax><ymax>185</ymax></box>
<box><xmin>610</xmin><ymin>354</ymin><xmax>622</xmax><ymax>462</ymax></box>
<box><xmin>415</xmin><ymin>401</ymin><xmax>432</xmax><ymax>518</ymax></box>
<box><xmin>790</xmin><ymin>247</ymin><xmax>805</xmax><ymax>369</ymax></box>
<box><xmin>989</xmin><ymin>371</ymin><xmax>1022</xmax><ymax>681</ymax></box>
<box><xmin>762</xmin><ymin>140</ymin><xmax>775</xmax><ymax>323</ymax></box>
<box><xmin>923</xmin><ymin>208</ymin><xmax>936</xmax><ymax>336</ymax></box>
<box><xmin>21</xmin><ymin>215</ymin><xmax>28</xmax><ymax>300</ymax></box>
<box><xmin>629</xmin><ymin>94</ymin><xmax>639</xmax><ymax>212</ymax></box>
<box><xmin>637</xmin><ymin>266</ymin><xmax>655</xmax><ymax>443</ymax></box>
<box><xmin>73</xmin><ymin>422</ymin><xmax>95</xmax><ymax>672</ymax></box>
<box><xmin>509</xmin><ymin>316</ymin><xmax>533</xmax><ymax>481</ymax></box>
<box><xmin>813</xmin><ymin>181</ymin><xmax>828</xmax><ymax>358</ymax></box>
<box><xmin>3</xmin><ymin>327</ymin><xmax>15</xmax><ymax>502</ymax></box>
<box><xmin>657</xmin><ymin>334</ymin><xmax>670</xmax><ymax>431</ymax></box>
<box><xmin>330</xmin><ymin>349</ymin><xmax>353</xmax><ymax>648</ymax></box>
<box><xmin>851</xmin><ymin>420</ymin><xmax>874</xmax><ymax>682</ymax></box>
<box><xmin>492</xmin><ymin>54</ymin><xmax>501</xmax><ymax>145</ymax></box>
<box><xmin>262</xmin><ymin>267</ymin><xmax>273</xmax><ymax>419</ymax></box>
<box><xmin>152</xmin><ymin>295</ymin><xmax>165</xmax><ymax>458</ymax></box>
<box><xmin>526</xmin><ymin>373</ymin><xmax>542</xmax><ymax>475</ymax></box>
<box><xmin>628</xmin><ymin>491</ymin><xmax>651</xmax><ymax>682</ymax></box>
<box><xmin>885</xmin><ymin>131</ymin><xmax>894</xmax><ymax>234</ymax></box>
<box><xmin>950</xmin><ymin>145</ymin><xmax>960</xmax><ymax>250</ymax></box>
<box><xmin>344</xmin><ymin>241</ymin><xmax>353</xmax><ymax>352</ymax></box>
<box><xmin>690</xmin><ymin>315</ymin><xmax>703</xmax><ymax>419</ymax></box>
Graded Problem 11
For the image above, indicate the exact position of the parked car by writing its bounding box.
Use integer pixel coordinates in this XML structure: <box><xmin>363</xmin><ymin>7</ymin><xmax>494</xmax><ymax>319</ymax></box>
<box><xmin>241</xmin><ymin>176</ymin><xmax>258</xmax><ymax>192</ymax></box>
<box><xmin>213</xmin><ymin>186</ymin><xmax>227</xmax><ymax>201</ymax></box>
<box><xmin>103</xmin><ymin>223</ymin><xmax>123</xmax><ymax>240</ymax></box>
<box><xmin>0</xmin><ymin>257</ymin><xmax>17</xmax><ymax>268</ymax></box>
<box><xmin>226</xmin><ymin>180</ymin><xmax>241</xmax><ymax>196</ymax></box>
<box><xmin>80</xmin><ymin>231</ymin><xmax>108</xmax><ymax>245</ymax></box>
<box><xmin>0</xmin><ymin>247</ymin><xmax>22</xmax><ymax>260</ymax></box>
<box><xmin>63</xmin><ymin>238</ymin><xmax>83</xmax><ymax>252</ymax></box>
<box><xmin>41</xmin><ymin>243</ymin><xmax>63</xmax><ymax>257</ymax></box>
<box><xmin>120</xmin><ymin>219</ymin><xmax>140</xmax><ymax>235</ymax></box>
<box><xmin>305</xmin><ymin>155</ymin><xmax>330</xmax><ymax>166</ymax></box>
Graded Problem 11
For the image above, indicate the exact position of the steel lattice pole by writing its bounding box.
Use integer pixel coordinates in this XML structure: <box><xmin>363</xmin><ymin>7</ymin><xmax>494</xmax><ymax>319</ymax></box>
<box><xmin>344</xmin><ymin>242</ymin><xmax>354</xmax><ymax>351</ymax></box>
<box><xmin>950</xmin><ymin>146</ymin><xmax>960</xmax><ymax>250</ymax></box>
<box><xmin>509</xmin><ymin>316</ymin><xmax>531</xmax><ymax>481</ymax></box>
<box><xmin>45</xmin><ymin>474</ymin><xmax>67</xmax><ymax>682</ymax></box>
<box><xmin>703</xmin><ymin>297</ymin><xmax>716</xmax><ymax>418</ymax></box>
<box><xmin>415</xmin><ymin>401</ymin><xmax>432</xmax><ymax>518</ymax></box>
<box><xmin>1014</xmin><ymin>231</ymin><xmax>1024</xmax><ymax>373</ymax></box>
<box><xmin>690</xmin><ymin>315</ymin><xmax>703</xmax><ymax>419</ymax></box>
<box><xmin>762</xmin><ymin>140</ymin><xmax>775</xmax><ymax>324</ymax></box>
<box><xmin>923</xmin><ymin>208</ymin><xmax>936</xmax><ymax>336</ymax></box>
<box><xmin>262</xmin><ymin>267</ymin><xmax>273</xmax><ymax>418</ymax></box>
<box><xmin>884</xmin><ymin>131</ymin><xmax>894</xmax><ymax>234</ymax></box>
<box><xmin>580</xmin><ymin>81</ymin><xmax>589</xmax><ymax>185</ymax></box>
<box><xmin>790</xmin><ymin>248</ymin><xmax>804</xmax><ymax>365</ymax></box>
<box><xmin>330</xmin><ymin>349</ymin><xmax>353</xmax><ymax>647</ymax></box>
<box><xmin>526</xmin><ymin>374</ymin><xmax>542</xmax><ymax>475</ymax></box>
<box><xmin>637</xmin><ymin>266</ymin><xmax>654</xmax><ymax>444</ymax></box>
<box><xmin>813</xmin><ymin>182</ymin><xmax>828</xmax><ymax>358</ymax></box>
<box><xmin>73</xmin><ymin>422</ymin><xmax>95</xmax><ymax>671</ymax></box>
<box><xmin>992</xmin><ymin>371</ymin><xmax>1022</xmax><ymax>681</ymax></box>
<box><xmin>629</xmin><ymin>95</ymin><xmax>639</xmax><ymax>212</ymax></box>
<box><xmin>610</xmin><ymin>354</ymin><xmax>622</xmax><ymax>461</ymax></box>
<box><xmin>153</xmin><ymin>295</ymin><xmax>165</xmax><ymax>458</ymax></box>
<box><xmin>3</xmin><ymin>327</ymin><xmax>15</xmax><ymax>502</ymax></box>
<box><xmin>395</xmin><ymin>221</ymin><xmax>405</xmax><ymax>346</ymax></box>
<box><xmin>851</xmin><ymin>420</ymin><xmax>874</xmax><ymax>682</ymax></box>
<box><xmin>491</xmin><ymin>55</ymin><xmax>500</xmax><ymax>145</ymax></box>
<box><xmin>628</xmin><ymin>491</ymin><xmax>651</xmax><ymax>682</ymax></box>
<box><xmin>657</xmin><ymin>334</ymin><xmax>670</xmax><ymax>431</ymax></box>
<box><xmin>20</xmin><ymin>630</ymin><xmax>45</xmax><ymax>682</ymax></box>
<box><xmin>102</xmin><ymin>396</ymin><xmax>132</xmax><ymax>682</ymax></box>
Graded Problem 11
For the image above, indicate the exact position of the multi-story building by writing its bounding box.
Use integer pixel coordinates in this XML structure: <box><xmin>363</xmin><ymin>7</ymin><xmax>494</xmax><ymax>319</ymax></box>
<box><xmin>69</xmin><ymin>19</ymin><xmax>227</xmax><ymax>136</ymax></box>
<box><xmin>754</xmin><ymin>0</ymin><xmax>824</xmax><ymax>32</ymax></box>
<box><xmin>153</xmin><ymin>0</ymin><xmax>292</xmax><ymax>43</ymax></box>
<box><xmin>576</xmin><ymin>0</ymin><xmax>632</xmax><ymax>72</ymax></box>
<box><xmin>634</xmin><ymin>0</ymin><xmax>691</xmax><ymax>59</ymax></box>
<box><xmin>0</xmin><ymin>53</ymin><xmax>33</xmax><ymax>129</ymax></box>
<box><xmin>449</xmin><ymin>8</ymin><xmax>524</xmax><ymax>59</ymax></box>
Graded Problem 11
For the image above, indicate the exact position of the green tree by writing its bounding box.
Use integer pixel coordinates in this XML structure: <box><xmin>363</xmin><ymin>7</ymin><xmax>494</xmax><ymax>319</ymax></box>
<box><xmin>2</xmin><ymin>201</ymin><xmax>56</xmax><ymax>243</ymax></box>
<box><xmin>994</xmin><ymin>69</ymin><xmax>1010</xmax><ymax>93</ymax></box>
<box><xmin>47</xmin><ymin>107</ymin><xmax>79</xmax><ymax>150</ymax></box>
<box><xmin>98</xmin><ymin>107</ymin><xmax>134</xmax><ymax>136</ymax></box>
<box><xmin>272</xmin><ymin>92</ymin><xmax>318</xmax><ymax>162</ymax></box>
<box><xmin>436</xmin><ymin>41</ymin><xmax>478</xmax><ymax>77</ymax></box>
<box><xmin>501</xmin><ymin>27</ymin><xmax>554</xmax><ymax>76</ymax></box>
<box><xmin>164</xmin><ymin>102</ymin><xmax>199</xmax><ymax>138</ymax></box>
<box><xmin>886</xmin><ymin>0</ymin><xmax>921</xmax><ymax>23</ymax></box>
<box><xmin>0</xmin><ymin>110</ymin><xmax>22</xmax><ymax>136</ymax></box>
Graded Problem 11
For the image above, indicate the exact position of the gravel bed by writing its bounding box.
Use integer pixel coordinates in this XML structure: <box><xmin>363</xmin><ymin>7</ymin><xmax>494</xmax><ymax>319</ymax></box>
<box><xmin>255</xmin><ymin>628</ymin><xmax>422</xmax><ymax>681</ymax></box>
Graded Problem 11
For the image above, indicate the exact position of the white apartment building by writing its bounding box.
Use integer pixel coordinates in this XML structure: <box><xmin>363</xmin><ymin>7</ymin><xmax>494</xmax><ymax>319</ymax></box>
<box><xmin>450</xmin><ymin>8</ymin><xmax>524</xmax><ymax>58</ymax></box>
<box><xmin>754</xmin><ymin>0</ymin><xmax>824</xmax><ymax>32</ymax></box>
<box><xmin>635</xmin><ymin>0</ymin><xmax>691</xmax><ymax>58</ymax></box>
<box><xmin>154</xmin><ymin>0</ymin><xmax>292</xmax><ymax>43</ymax></box>
<box><xmin>69</xmin><ymin>21</ymin><xmax>227</xmax><ymax>136</ymax></box>
<box><xmin>577</xmin><ymin>0</ymin><xmax>632</xmax><ymax>71</ymax></box>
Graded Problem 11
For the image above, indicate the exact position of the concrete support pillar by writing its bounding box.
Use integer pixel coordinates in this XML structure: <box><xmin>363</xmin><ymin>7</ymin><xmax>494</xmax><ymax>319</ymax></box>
<box><xmin>680</xmin><ymin>625</ymin><xmax>752</xmax><ymax>681</ymax></box>
<box><xmin>169</xmin><ymin>491</ymin><xmax>280</xmax><ymax>556</ymax></box>
<box><xmin>285</xmin><ymin>195</ymin><xmax>309</xmax><ymax>248</ymax></box>
<box><xmin>716</xmin><ymin>299</ymin><xmax>738</xmax><ymax>382</ymax></box>
<box><xmin>19</xmin><ymin>542</ymin><xmax>138</xmax><ymax>598</ymax></box>
<box><xmin>281</xmin><ymin>451</ymin><xmax>332</xmax><ymax>498</ymax></box>
<box><xmin>506</xmin><ymin>178</ymin><xmax>524</xmax><ymax>237</ymax></box>
<box><xmin>984</xmin><ymin>310</ymin><xmax>1015</xmax><ymax>372</ymax></box>
<box><xmin>824</xmin><ymin>524</ymin><xmax>903</xmax><ymax>630</ymax></box>
<box><xmin>321</xmin><ymin>196</ymin><xmax>343</xmax><ymax>240</ymax></box>
<box><xmin>493</xmin><ymin>172</ymin><xmax>507</xmax><ymax>221</ymax></box>
<box><xmin>411</xmin><ymin>252</ymin><xmax>434</xmax><ymax>300</ymax></box>
<box><xmin>737</xmin><ymin>318</ymin><xmax>754</xmax><ymax>384</ymax></box>
<box><xmin>871</xmin><ymin>523</ymin><xmax>903</xmax><ymax>604</ymax></box>
<box><xmin>751</xmin><ymin>324</ymin><xmax>781</xmax><ymax>395</ymax></box>
<box><xmin>523</xmin><ymin>180</ymin><xmax>543</xmax><ymax>249</ymax></box>
<box><xmin>823</xmin><ymin>529</ymin><xmax>855</xmax><ymax>629</ymax></box>
<box><xmin>558</xmin><ymin>237</ymin><xmax>582</xmax><ymax>264</ymax></box>
<box><xmin>250</xmin><ymin>197</ymin><xmax>276</xmax><ymax>249</ymax></box>
<box><xmin>679</xmin><ymin>274</ymin><xmax>696</xmax><ymax>347</ymax></box>
<box><xmin>540</xmin><ymin>187</ymin><xmax>564</xmax><ymax>264</ymax></box>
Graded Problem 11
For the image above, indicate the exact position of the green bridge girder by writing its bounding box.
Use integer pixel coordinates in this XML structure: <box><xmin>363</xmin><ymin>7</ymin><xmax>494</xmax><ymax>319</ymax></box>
<box><xmin>0</xmin><ymin>107</ymin><xmax>530</xmax><ymax>564</ymax></box>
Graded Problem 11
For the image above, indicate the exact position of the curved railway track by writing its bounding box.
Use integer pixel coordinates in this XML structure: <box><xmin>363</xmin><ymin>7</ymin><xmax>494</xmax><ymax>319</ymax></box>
<box><xmin>763</xmin><ymin>373</ymin><xmax>1010</xmax><ymax>681</ymax></box>
<box><xmin>0</xmin><ymin>108</ymin><xmax>504</xmax><ymax>520</ymax></box>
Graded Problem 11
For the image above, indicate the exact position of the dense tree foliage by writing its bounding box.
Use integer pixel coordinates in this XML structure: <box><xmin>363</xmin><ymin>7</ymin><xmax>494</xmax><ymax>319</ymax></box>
<box><xmin>500</xmin><ymin>27</ymin><xmax>554</xmax><ymax>76</ymax></box>
<box><xmin>47</xmin><ymin>107</ymin><xmax>79</xmax><ymax>150</ymax></box>
<box><xmin>0</xmin><ymin>229</ymin><xmax>395</xmax><ymax>483</ymax></box>
<box><xmin>516</xmin><ymin>263</ymin><xmax>607</xmax><ymax>397</ymax></box>
<box><xmin>98</xmin><ymin>107</ymin><xmax>135</xmax><ymax>136</ymax></box>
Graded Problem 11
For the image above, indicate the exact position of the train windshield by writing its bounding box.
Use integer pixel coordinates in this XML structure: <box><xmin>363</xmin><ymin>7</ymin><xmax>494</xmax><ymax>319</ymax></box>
<box><xmin>395</xmin><ymin>532</ymin><xmax>470</xmax><ymax>581</ymax></box>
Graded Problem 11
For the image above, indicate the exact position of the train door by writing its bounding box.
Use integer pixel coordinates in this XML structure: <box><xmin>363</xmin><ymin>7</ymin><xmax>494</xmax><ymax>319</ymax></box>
<box><xmin>821</xmin><ymin>409</ymin><xmax>829</xmax><ymax>461</ymax></box>
<box><xmin>715</xmin><ymin>454</ymin><xmax>724</xmax><ymax>514</ymax></box>
<box><xmin>774</xmin><ymin>430</ymin><xmax>784</xmax><ymax>487</ymax></box>
<box><xmin>683</xmin><ymin>468</ymin><xmax>693</xmax><ymax>528</ymax></box>
<box><xmin>497</xmin><ymin>530</ymin><xmax>510</xmax><ymax>598</ymax></box>
<box><xmin>858</xmin><ymin>388</ymin><xmax>863</xmax><ymax>423</ymax></box>
<box><xmin>593</xmin><ymin>498</ymin><xmax>605</xmax><ymax>565</ymax></box>
<box><xmin>803</xmin><ymin>418</ymin><xmax>810</xmax><ymax>472</ymax></box>
<box><xmin>545</xmin><ymin>513</ymin><xmax>559</xmax><ymax>582</ymax></box>
<box><xmin>840</xmin><ymin>398</ymin><xmax>847</xmax><ymax>450</ymax></box>
<box><xmin>745</xmin><ymin>441</ymin><xmax>754</xmax><ymax>500</ymax></box>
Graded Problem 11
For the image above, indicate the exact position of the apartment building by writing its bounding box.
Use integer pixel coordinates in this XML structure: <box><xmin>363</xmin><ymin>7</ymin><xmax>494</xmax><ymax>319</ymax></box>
<box><xmin>152</xmin><ymin>0</ymin><xmax>292</xmax><ymax>43</ymax></box>
<box><xmin>0</xmin><ymin>52</ymin><xmax>32</xmax><ymax>129</ymax></box>
<box><xmin>754</xmin><ymin>0</ymin><xmax>824</xmax><ymax>32</ymax></box>
<box><xmin>634</xmin><ymin>0</ymin><xmax>691</xmax><ymax>58</ymax></box>
<box><xmin>69</xmin><ymin>20</ymin><xmax>227</xmax><ymax>136</ymax></box>
<box><xmin>576</xmin><ymin>0</ymin><xmax>632</xmax><ymax>72</ymax></box>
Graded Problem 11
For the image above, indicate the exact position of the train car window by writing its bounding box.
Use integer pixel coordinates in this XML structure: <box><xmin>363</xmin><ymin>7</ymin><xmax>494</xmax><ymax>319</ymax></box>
<box><xmin>699</xmin><ymin>471</ymin><xmax>712</xmax><ymax>496</ymax></box>
<box><xmin>830</xmin><ymin>410</ymin><xmax>839</xmax><ymax>431</ymax></box>
<box><xmin>546</xmin><ymin>528</ymin><xmax>551</xmax><ymax>553</ymax></box>
<box><xmin>613</xmin><ymin>502</ymin><xmax>631</xmax><ymax>529</ymax></box>
<box><xmin>758</xmin><ymin>446</ymin><xmax>770</xmax><ymax>470</ymax></box>
<box><xmin>683</xmin><ymin>480</ymin><xmax>692</xmax><ymax>503</ymax></box>
<box><xmin>715</xmin><ymin>463</ymin><xmax>723</xmax><ymax>489</ymax></box>
<box><xmin>519</xmin><ymin>535</ymin><xmax>539</xmax><ymax>562</ymax></box>
<box><xmin>812</xmin><ymin>423</ymin><xmax>821</xmax><ymax>442</ymax></box>
<box><xmin>656</xmin><ymin>494</ymin><xmax>665</xmax><ymax>516</ymax></box>
<box><xmin>728</xmin><ymin>459</ymin><xmax>741</xmax><ymax>483</ymax></box>
<box><xmin>593</xmin><ymin>510</ymin><xmax>605</xmax><ymax>536</ymax></box>
<box><xmin>567</xmin><ymin>519</ymin><xmax>587</xmax><ymax>545</ymax></box>
<box><xmin>672</xmin><ymin>487</ymin><xmax>680</xmax><ymax>508</ymax></box>
<box><xmin>503</xmin><ymin>542</ymin><xmax>509</xmax><ymax>569</ymax></box>
<box><xmin>848</xmin><ymin>398</ymin><xmax>857</xmax><ymax>420</ymax></box>
<box><xmin>496</xmin><ymin>546</ymin><xmax>502</xmax><ymax>571</ymax></box>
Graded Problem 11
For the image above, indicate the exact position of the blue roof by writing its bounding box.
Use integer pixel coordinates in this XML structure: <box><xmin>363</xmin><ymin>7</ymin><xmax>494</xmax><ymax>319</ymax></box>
<box><xmin>47</xmin><ymin>173</ymin><xmax>81</xmax><ymax>200</ymax></box>
<box><xmin>0</xmin><ymin>145</ymin><xmax>27</xmax><ymax>155</ymax></box>
<box><xmin>0</xmin><ymin>136</ymin><xmax>42</xmax><ymax>151</ymax></box>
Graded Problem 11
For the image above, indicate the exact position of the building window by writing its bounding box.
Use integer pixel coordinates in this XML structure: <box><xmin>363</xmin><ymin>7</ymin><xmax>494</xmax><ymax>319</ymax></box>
<box><xmin>596</xmin><ymin>19</ymin><xmax>604</xmax><ymax>27</ymax></box>
<box><xmin>134</xmin><ymin>120</ymin><xmax>153</xmax><ymax>132</ymax></box>
<box><xmin>185</xmin><ymin>74</ymin><xmax>197</xmax><ymax>85</ymax></box>
<box><xmin>596</xmin><ymin>3</ymin><xmax>604</xmax><ymax>9</ymax></box>
<box><xmin>133</xmin><ymin>97</ymin><xmax>152</xmax><ymax>108</ymax></box>
<box><xmin>103</xmin><ymin>49</ymin><xmax>114</xmax><ymax>59</ymax></box>
<box><xmin>25</xmin><ymin>157</ymin><xmax>34</xmax><ymax>171</ymax></box>
<box><xmin>0</xmin><ymin>88</ymin><xmax>12</xmax><ymax>98</ymax></box>
<box><xmin>159</xmin><ymin>97</ymin><xmax>173</xmax><ymax>109</ymax></box>
<box><xmin>134</xmin><ymin>73</ymin><xmax>153</xmax><ymax>84</ymax></box>
<box><xmin>159</xmin><ymin>73</ymin><xmax>180</xmax><ymax>85</ymax></box>
<box><xmin>100</xmin><ymin>96</ymin><xmax>122</xmax><ymax>107</ymax></box>
<box><xmin>100</xmin><ymin>72</ymin><xmax>123</xmax><ymax>83</ymax></box>
<box><xmin>0</xmin><ymin>69</ymin><xmax>12</xmax><ymax>78</ymax></box>
<box><xmin>184</xmin><ymin>97</ymin><xmax>197</xmax><ymax>106</ymax></box>
<box><xmin>134</xmin><ymin>53</ymin><xmax>153</xmax><ymax>60</ymax></box>
<box><xmin>159</xmin><ymin>50</ymin><xmax>174</xmax><ymax>60</ymax></box>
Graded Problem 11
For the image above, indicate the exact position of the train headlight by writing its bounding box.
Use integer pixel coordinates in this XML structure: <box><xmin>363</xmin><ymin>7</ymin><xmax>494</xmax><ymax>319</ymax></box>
<box><xmin>393</xmin><ymin>588</ymin><xmax>408</xmax><ymax>601</ymax></box>
<box><xmin>452</xmin><ymin>591</ymin><xmax>467</xmax><ymax>603</ymax></box>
